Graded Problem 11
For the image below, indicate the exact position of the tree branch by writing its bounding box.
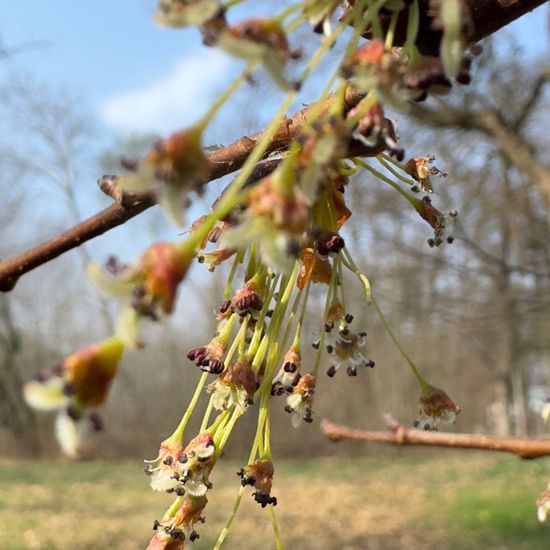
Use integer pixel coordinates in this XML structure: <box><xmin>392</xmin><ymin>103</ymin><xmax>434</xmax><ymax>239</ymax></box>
<box><xmin>410</xmin><ymin>101</ymin><xmax>550</xmax><ymax>207</ymax></box>
<box><xmin>0</xmin><ymin>88</ymin><xmax>364</xmax><ymax>292</ymax></box>
<box><xmin>0</xmin><ymin>0</ymin><xmax>544</xmax><ymax>291</ymax></box>
<box><xmin>356</xmin><ymin>0</ymin><xmax>547</xmax><ymax>55</ymax></box>
<box><xmin>320</xmin><ymin>416</ymin><xmax>550</xmax><ymax>459</ymax></box>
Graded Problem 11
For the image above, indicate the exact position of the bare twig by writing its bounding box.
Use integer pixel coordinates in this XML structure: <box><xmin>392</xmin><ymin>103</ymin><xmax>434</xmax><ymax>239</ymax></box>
<box><xmin>320</xmin><ymin>416</ymin><xmax>550</xmax><ymax>459</ymax></box>
<box><xmin>0</xmin><ymin>1</ymin><xmax>545</xmax><ymax>291</ymax></box>
<box><xmin>0</xmin><ymin>88</ymin><xmax>363</xmax><ymax>292</ymax></box>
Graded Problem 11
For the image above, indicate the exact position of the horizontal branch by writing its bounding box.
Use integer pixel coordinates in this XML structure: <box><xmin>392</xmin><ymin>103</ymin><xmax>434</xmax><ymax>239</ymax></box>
<box><xmin>0</xmin><ymin>88</ymin><xmax>364</xmax><ymax>292</ymax></box>
<box><xmin>320</xmin><ymin>416</ymin><xmax>550</xmax><ymax>459</ymax></box>
<box><xmin>355</xmin><ymin>0</ymin><xmax>547</xmax><ymax>55</ymax></box>
<box><xmin>0</xmin><ymin>1</ymin><xmax>543</xmax><ymax>291</ymax></box>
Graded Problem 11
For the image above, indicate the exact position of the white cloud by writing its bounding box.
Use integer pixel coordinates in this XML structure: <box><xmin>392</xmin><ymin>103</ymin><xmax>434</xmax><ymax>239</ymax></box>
<box><xmin>99</xmin><ymin>49</ymin><xmax>235</xmax><ymax>135</ymax></box>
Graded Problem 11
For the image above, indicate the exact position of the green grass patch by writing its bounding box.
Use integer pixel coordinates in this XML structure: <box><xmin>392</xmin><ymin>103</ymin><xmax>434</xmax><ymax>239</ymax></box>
<box><xmin>0</xmin><ymin>453</ymin><xmax>548</xmax><ymax>549</ymax></box>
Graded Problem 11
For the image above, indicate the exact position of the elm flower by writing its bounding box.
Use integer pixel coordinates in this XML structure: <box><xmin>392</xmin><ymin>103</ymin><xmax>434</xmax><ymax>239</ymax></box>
<box><xmin>415</xmin><ymin>384</ymin><xmax>460</xmax><ymax>430</ymax></box>
<box><xmin>297</xmin><ymin>116</ymin><xmax>350</xmax><ymax>200</ymax></box>
<box><xmin>223</xmin><ymin>162</ymin><xmax>310</xmax><ymax>272</ymax></box>
<box><xmin>196</xmin><ymin>219</ymin><xmax>236</xmax><ymax>271</ymax></box>
<box><xmin>208</xmin><ymin>356</ymin><xmax>257</xmax><ymax>412</ymax></box>
<box><xmin>248</xmin><ymin>171</ymin><xmax>310</xmax><ymax>235</ymax></box>
<box><xmin>271</xmin><ymin>346</ymin><xmax>302</xmax><ymax>396</ymax></box>
<box><xmin>405</xmin><ymin>155</ymin><xmax>447</xmax><ymax>193</ymax></box>
<box><xmin>187</xmin><ymin>336</ymin><xmax>227</xmax><ymax>374</ymax></box>
<box><xmin>536</xmin><ymin>482</ymin><xmax>550</xmax><ymax>522</ymax></box>
<box><xmin>230</xmin><ymin>277</ymin><xmax>264</xmax><ymax>316</ymax></box>
<box><xmin>415</xmin><ymin>196</ymin><xmax>458</xmax><ymax>247</ymax></box>
<box><xmin>89</xmin><ymin>241</ymin><xmax>194</xmax><ymax>319</ymax></box>
<box><xmin>326</xmin><ymin>328</ymin><xmax>375</xmax><ymax>377</ymax></box>
<box><xmin>147</xmin><ymin>494</ymin><xmax>208</xmax><ymax>549</ymax></box>
<box><xmin>342</xmin><ymin>39</ymin><xmax>408</xmax><ymax>99</ymax></box>
<box><xmin>237</xmin><ymin>459</ymin><xmax>277</xmax><ymax>507</ymax></box>
<box><xmin>218</xmin><ymin>18</ymin><xmax>297</xmax><ymax>90</ymax></box>
<box><xmin>24</xmin><ymin>337</ymin><xmax>124</xmax><ymax>457</ymax></box>
<box><xmin>348</xmin><ymin>102</ymin><xmax>402</xmax><ymax>160</ymax></box>
<box><xmin>155</xmin><ymin>0</ymin><xmax>222</xmax><ymax>28</ymax></box>
<box><xmin>285</xmin><ymin>373</ymin><xmax>316</xmax><ymax>427</ymax></box>
<box><xmin>145</xmin><ymin>435</ymin><xmax>187</xmax><ymax>493</ymax></box>
<box><xmin>197</xmin><ymin>247</ymin><xmax>236</xmax><ymax>271</ymax></box>
<box><xmin>145</xmin><ymin>433</ymin><xmax>216</xmax><ymax>497</ymax></box>
<box><xmin>120</xmin><ymin>127</ymin><xmax>211</xmax><ymax>226</ymax></box>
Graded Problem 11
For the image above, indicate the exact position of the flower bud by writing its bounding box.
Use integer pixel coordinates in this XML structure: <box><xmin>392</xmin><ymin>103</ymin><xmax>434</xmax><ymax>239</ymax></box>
<box><xmin>415</xmin><ymin>384</ymin><xmax>460</xmax><ymax>430</ymax></box>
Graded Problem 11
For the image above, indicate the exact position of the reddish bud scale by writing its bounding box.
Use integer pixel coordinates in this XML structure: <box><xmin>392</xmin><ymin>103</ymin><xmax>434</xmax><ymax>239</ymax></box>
<box><xmin>219</xmin><ymin>357</ymin><xmax>257</xmax><ymax>400</ymax></box>
<box><xmin>298</xmin><ymin>247</ymin><xmax>332</xmax><ymax>290</ymax></box>
<box><xmin>141</xmin><ymin>242</ymin><xmax>192</xmax><ymax>314</ymax></box>
<box><xmin>419</xmin><ymin>387</ymin><xmax>460</xmax><ymax>419</ymax></box>
<box><xmin>351</xmin><ymin>38</ymin><xmax>386</xmax><ymax>66</ymax></box>
<box><xmin>228</xmin><ymin>19</ymin><xmax>290</xmax><ymax>61</ymax></box>
<box><xmin>146</xmin><ymin>129</ymin><xmax>211</xmax><ymax>188</ymax></box>
<box><xmin>416</xmin><ymin>197</ymin><xmax>442</xmax><ymax>230</ymax></box>
<box><xmin>64</xmin><ymin>338</ymin><xmax>124</xmax><ymax>407</ymax></box>
<box><xmin>248</xmin><ymin>176</ymin><xmax>309</xmax><ymax>235</ymax></box>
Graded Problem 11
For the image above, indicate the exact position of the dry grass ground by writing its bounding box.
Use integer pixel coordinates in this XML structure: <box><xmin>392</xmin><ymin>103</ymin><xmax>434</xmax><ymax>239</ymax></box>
<box><xmin>0</xmin><ymin>451</ymin><xmax>548</xmax><ymax>549</ymax></box>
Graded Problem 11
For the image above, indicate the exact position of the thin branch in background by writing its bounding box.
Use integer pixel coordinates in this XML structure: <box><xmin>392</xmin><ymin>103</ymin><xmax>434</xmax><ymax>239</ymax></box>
<box><xmin>0</xmin><ymin>1</ymin><xmax>546</xmax><ymax>292</ymax></box>
<box><xmin>0</xmin><ymin>87</ymin><xmax>365</xmax><ymax>292</ymax></box>
<box><xmin>320</xmin><ymin>416</ymin><xmax>550</xmax><ymax>459</ymax></box>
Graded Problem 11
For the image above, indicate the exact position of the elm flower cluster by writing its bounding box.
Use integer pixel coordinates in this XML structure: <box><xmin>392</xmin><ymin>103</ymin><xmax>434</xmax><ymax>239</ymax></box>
<box><xmin>24</xmin><ymin>1</ymin><xmax>471</xmax><ymax>546</ymax></box>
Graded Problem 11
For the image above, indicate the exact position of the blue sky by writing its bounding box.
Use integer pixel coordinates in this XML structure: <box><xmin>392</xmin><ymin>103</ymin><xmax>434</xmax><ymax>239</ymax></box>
<box><xmin>3</xmin><ymin>1</ymin><xmax>547</xmax><ymax>139</ymax></box>
<box><xmin>1</xmin><ymin>0</ymin><xmax>548</xmax><ymax>260</ymax></box>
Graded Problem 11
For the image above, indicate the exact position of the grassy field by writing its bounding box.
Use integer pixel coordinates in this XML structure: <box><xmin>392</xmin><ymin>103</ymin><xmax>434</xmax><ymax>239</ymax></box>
<box><xmin>0</xmin><ymin>451</ymin><xmax>548</xmax><ymax>549</ymax></box>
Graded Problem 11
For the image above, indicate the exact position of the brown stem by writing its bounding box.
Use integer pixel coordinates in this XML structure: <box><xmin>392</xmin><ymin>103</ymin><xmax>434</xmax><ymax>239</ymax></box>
<box><xmin>0</xmin><ymin>88</ymin><xmax>363</xmax><ymax>292</ymax></box>
<box><xmin>353</xmin><ymin>0</ymin><xmax>546</xmax><ymax>55</ymax></box>
<box><xmin>320</xmin><ymin>416</ymin><xmax>550</xmax><ymax>459</ymax></box>
<box><xmin>0</xmin><ymin>0</ymin><xmax>544</xmax><ymax>291</ymax></box>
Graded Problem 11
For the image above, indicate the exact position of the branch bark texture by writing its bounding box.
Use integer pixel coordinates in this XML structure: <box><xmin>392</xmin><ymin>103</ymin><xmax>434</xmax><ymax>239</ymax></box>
<box><xmin>358</xmin><ymin>0</ymin><xmax>546</xmax><ymax>55</ymax></box>
<box><xmin>0</xmin><ymin>0</ymin><xmax>545</xmax><ymax>291</ymax></box>
<box><xmin>0</xmin><ymin>88</ymin><xmax>362</xmax><ymax>291</ymax></box>
<box><xmin>321</xmin><ymin>417</ymin><xmax>550</xmax><ymax>459</ymax></box>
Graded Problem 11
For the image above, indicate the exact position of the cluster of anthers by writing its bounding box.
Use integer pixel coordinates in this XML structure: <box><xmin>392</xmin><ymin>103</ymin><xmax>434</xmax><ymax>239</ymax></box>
<box><xmin>23</xmin><ymin>0</ymin><xmax>473</xmax><ymax>547</ymax></box>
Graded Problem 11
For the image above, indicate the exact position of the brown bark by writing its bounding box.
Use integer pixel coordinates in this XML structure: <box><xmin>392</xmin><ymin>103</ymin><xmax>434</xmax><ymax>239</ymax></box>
<box><xmin>0</xmin><ymin>0</ymin><xmax>544</xmax><ymax>291</ymax></box>
<box><xmin>0</xmin><ymin>88</ymin><xmax>363</xmax><ymax>292</ymax></box>
<box><xmin>356</xmin><ymin>0</ymin><xmax>546</xmax><ymax>55</ymax></box>
<box><xmin>321</xmin><ymin>416</ymin><xmax>550</xmax><ymax>459</ymax></box>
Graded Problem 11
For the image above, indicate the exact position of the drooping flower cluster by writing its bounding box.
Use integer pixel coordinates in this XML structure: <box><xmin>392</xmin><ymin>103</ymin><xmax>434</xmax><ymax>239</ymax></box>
<box><xmin>23</xmin><ymin>0</ymin><xmax>471</xmax><ymax>546</ymax></box>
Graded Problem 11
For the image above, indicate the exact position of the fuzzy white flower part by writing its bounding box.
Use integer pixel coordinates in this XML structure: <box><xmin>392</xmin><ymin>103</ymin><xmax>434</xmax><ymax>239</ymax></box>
<box><xmin>208</xmin><ymin>357</ymin><xmax>256</xmax><ymax>412</ymax></box>
<box><xmin>285</xmin><ymin>374</ymin><xmax>315</xmax><ymax>427</ymax></box>
<box><xmin>149</xmin><ymin>468</ymin><xmax>180</xmax><ymax>493</ymax></box>
<box><xmin>286</xmin><ymin>393</ymin><xmax>306</xmax><ymax>428</ymax></box>
<box><xmin>537</xmin><ymin>483</ymin><xmax>550</xmax><ymax>522</ymax></box>
<box><xmin>183</xmin><ymin>478</ymin><xmax>209</xmax><ymax>497</ymax></box>
<box><xmin>24</xmin><ymin>377</ymin><xmax>69</xmax><ymax>411</ymax></box>
<box><xmin>326</xmin><ymin>328</ymin><xmax>375</xmax><ymax>377</ymax></box>
<box><xmin>55</xmin><ymin>410</ymin><xmax>89</xmax><ymax>458</ymax></box>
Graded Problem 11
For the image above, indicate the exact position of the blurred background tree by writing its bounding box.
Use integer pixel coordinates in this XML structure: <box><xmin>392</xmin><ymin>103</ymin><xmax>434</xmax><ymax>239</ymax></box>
<box><xmin>0</xmin><ymin>5</ymin><xmax>549</xmax><ymax>459</ymax></box>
